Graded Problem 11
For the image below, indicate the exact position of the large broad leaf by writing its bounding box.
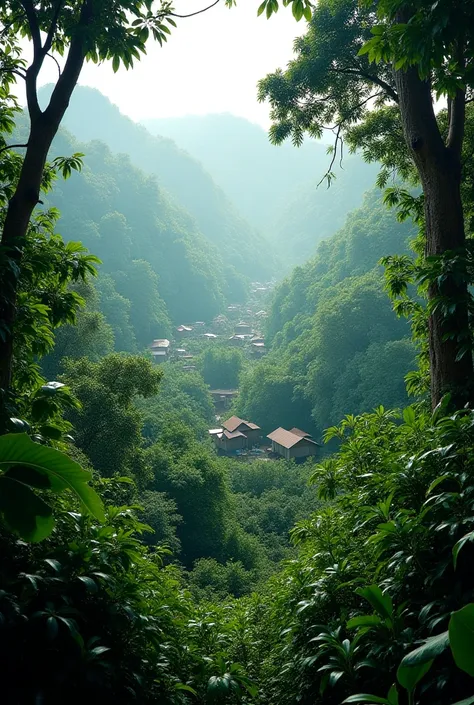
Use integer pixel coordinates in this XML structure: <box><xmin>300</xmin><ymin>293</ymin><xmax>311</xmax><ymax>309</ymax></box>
<box><xmin>453</xmin><ymin>531</ymin><xmax>474</xmax><ymax>569</ymax></box>
<box><xmin>347</xmin><ymin>615</ymin><xmax>383</xmax><ymax>630</ymax></box>
<box><xmin>0</xmin><ymin>475</ymin><xmax>54</xmax><ymax>541</ymax></box>
<box><xmin>397</xmin><ymin>659</ymin><xmax>433</xmax><ymax>694</ymax></box>
<box><xmin>400</xmin><ymin>631</ymin><xmax>449</xmax><ymax>667</ymax></box>
<box><xmin>207</xmin><ymin>674</ymin><xmax>233</xmax><ymax>701</ymax></box>
<box><xmin>450</xmin><ymin>698</ymin><xmax>474</xmax><ymax>705</ymax></box>
<box><xmin>356</xmin><ymin>585</ymin><xmax>393</xmax><ymax>621</ymax></box>
<box><xmin>0</xmin><ymin>433</ymin><xmax>104</xmax><ymax>521</ymax></box>
<box><xmin>449</xmin><ymin>605</ymin><xmax>474</xmax><ymax>677</ymax></box>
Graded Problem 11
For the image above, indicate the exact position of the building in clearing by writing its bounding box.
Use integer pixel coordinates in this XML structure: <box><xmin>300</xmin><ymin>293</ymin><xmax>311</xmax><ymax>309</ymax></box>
<box><xmin>212</xmin><ymin>429</ymin><xmax>248</xmax><ymax>452</ymax></box>
<box><xmin>222</xmin><ymin>415</ymin><xmax>261</xmax><ymax>445</ymax></box>
<box><xmin>150</xmin><ymin>339</ymin><xmax>170</xmax><ymax>362</ymax></box>
<box><xmin>267</xmin><ymin>427</ymin><xmax>319</xmax><ymax>461</ymax></box>
<box><xmin>209</xmin><ymin>415</ymin><xmax>261</xmax><ymax>453</ymax></box>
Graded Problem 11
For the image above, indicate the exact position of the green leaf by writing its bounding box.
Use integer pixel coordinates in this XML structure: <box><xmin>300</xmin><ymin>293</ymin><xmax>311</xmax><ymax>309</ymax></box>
<box><xmin>112</xmin><ymin>55</ymin><xmax>120</xmax><ymax>73</ymax></box>
<box><xmin>347</xmin><ymin>615</ymin><xmax>383</xmax><ymax>630</ymax></box>
<box><xmin>175</xmin><ymin>683</ymin><xmax>197</xmax><ymax>696</ymax></box>
<box><xmin>402</xmin><ymin>406</ymin><xmax>416</xmax><ymax>425</ymax></box>
<box><xmin>0</xmin><ymin>475</ymin><xmax>54</xmax><ymax>541</ymax></box>
<box><xmin>450</xmin><ymin>698</ymin><xmax>474</xmax><ymax>705</ymax></box>
<box><xmin>0</xmin><ymin>434</ymin><xmax>104</xmax><ymax>522</ymax></box>
<box><xmin>399</xmin><ymin>631</ymin><xmax>449</xmax><ymax>668</ymax></box>
<box><xmin>4</xmin><ymin>465</ymin><xmax>52</xmax><ymax>489</ymax></box>
<box><xmin>257</xmin><ymin>0</ymin><xmax>267</xmax><ymax>15</ymax></box>
<box><xmin>356</xmin><ymin>585</ymin><xmax>393</xmax><ymax>620</ymax></box>
<box><xmin>47</xmin><ymin>616</ymin><xmax>59</xmax><ymax>640</ymax></box>
<box><xmin>387</xmin><ymin>685</ymin><xmax>399</xmax><ymax>705</ymax></box>
<box><xmin>39</xmin><ymin>424</ymin><xmax>63</xmax><ymax>440</ymax></box>
<box><xmin>453</xmin><ymin>531</ymin><xmax>474</xmax><ymax>568</ymax></box>
<box><xmin>449</xmin><ymin>605</ymin><xmax>474</xmax><ymax>676</ymax></box>
<box><xmin>396</xmin><ymin>659</ymin><xmax>432</xmax><ymax>694</ymax></box>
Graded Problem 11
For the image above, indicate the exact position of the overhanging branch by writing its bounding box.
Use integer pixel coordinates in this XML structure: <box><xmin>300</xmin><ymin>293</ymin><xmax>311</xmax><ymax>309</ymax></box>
<box><xmin>170</xmin><ymin>0</ymin><xmax>220</xmax><ymax>18</ymax></box>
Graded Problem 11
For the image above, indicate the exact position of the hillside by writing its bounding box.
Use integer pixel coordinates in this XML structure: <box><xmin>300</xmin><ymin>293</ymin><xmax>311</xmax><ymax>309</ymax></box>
<box><xmin>38</xmin><ymin>125</ymin><xmax>249</xmax><ymax>360</ymax></box>
<box><xmin>39</xmin><ymin>85</ymin><xmax>276</xmax><ymax>280</ymax></box>
<box><xmin>143</xmin><ymin>113</ymin><xmax>327</xmax><ymax>228</ymax></box>
<box><xmin>235</xmin><ymin>188</ymin><xmax>417</xmax><ymax>436</ymax></box>
<box><xmin>143</xmin><ymin>113</ymin><xmax>379</xmax><ymax>265</ymax></box>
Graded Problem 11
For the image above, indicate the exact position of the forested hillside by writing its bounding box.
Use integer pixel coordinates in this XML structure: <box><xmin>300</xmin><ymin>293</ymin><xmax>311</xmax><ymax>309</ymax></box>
<box><xmin>40</xmin><ymin>86</ymin><xmax>276</xmax><ymax>280</ymax></box>
<box><xmin>235</xmin><ymin>189</ymin><xmax>417</xmax><ymax>435</ymax></box>
<box><xmin>3</xmin><ymin>2</ymin><xmax>474</xmax><ymax>705</ymax></box>
<box><xmin>145</xmin><ymin>113</ymin><xmax>379</xmax><ymax>265</ymax></box>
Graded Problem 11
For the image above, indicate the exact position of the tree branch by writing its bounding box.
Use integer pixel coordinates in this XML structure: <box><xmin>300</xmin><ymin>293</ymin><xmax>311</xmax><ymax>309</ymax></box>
<box><xmin>47</xmin><ymin>52</ymin><xmax>62</xmax><ymax>78</ymax></box>
<box><xmin>330</xmin><ymin>66</ymin><xmax>399</xmax><ymax>104</ymax></box>
<box><xmin>170</xmin><ymin>0</ymin><xmax>220</xmax><ymax>18</ymax></box>
<box><xmin>44</xmin><ymin>0</ymin><xmax>65</xmax><ymax>54</ymax></box>
<box><xmin>0</xmin><ymin>143</ymin><xmax>28</xmax><ymax>156</ymax></box>
<box><xmin>19</xmin><ymin>0</ymin><xmax>41</xmax><ymax>58</ymax></box>
<box><xmin>0</xmin><ymin>67</ymin><xmax>27</xmax><ymax>80</ymax></box>
<box><xmin>45</xmin><ymin>0</ymin><xmax>93</xmax><ymax>128</ymax></box>
<box><xmin>317</xmin><ymin>124</ymin><xmax>342</xmax><ymax>188</ymax></box>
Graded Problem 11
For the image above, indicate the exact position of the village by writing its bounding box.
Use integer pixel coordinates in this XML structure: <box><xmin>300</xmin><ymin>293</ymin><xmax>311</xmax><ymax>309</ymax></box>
<box><xmin>208</xmin><ymin>415</ymin><xmax>319</xmax><ymax>462</ymax></box>
<box><xmin>147</xmin><ymin>281</ymin><xmax>272</xmax><ymax>370</ymax></box>
<box><xmin>144</xmin><ymin>281</ymin><xmax>318</xmax><ymax>463</ymax></box>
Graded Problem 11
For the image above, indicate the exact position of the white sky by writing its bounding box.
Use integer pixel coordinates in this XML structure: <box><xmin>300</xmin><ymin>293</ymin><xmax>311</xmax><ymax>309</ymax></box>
<box><xmin>31</xmin><ymin>1</ymin><xmax>303</xmax><ymax>128</ymax></box>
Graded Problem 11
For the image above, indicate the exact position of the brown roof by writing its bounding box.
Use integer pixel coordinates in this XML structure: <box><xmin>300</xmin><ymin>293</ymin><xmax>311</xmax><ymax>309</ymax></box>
<box><xmin>223</xmin><ymin>416</ymin><xmax>261</xmax><ymax>433</ymax></box>
<box><xmin>290</xmin><ymin>428</ymin><xmax>312</xmax><ymax>438</ymax></box>
<box><xmin>223</xmin><ymin>430</ymin><xmax>246</xmax><ymax>439</ymax></box>
<box><xmin>222</xmin><ymin>416</ymin><xmax>246</xmax><ymax>432</ymax></box>
<box><xmin>267</xmin><ymin>427</ymin><xmax>319</xmax><ymax>449</ymax></box>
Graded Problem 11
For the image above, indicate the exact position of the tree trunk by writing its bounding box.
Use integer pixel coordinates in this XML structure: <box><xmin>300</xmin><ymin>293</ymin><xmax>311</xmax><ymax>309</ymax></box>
<box><xmin>0</xmin><ymin>115</ymin><xmax>55</xmax><ymax>395</ymax></box>
<box><xmin>394</xmin><ymin>66</ymin><xmax>474</xmax><ymax>408</ymax></box>
<box><xmin>0</xmin><ymin>23</ymin><xmax>87</xmax><ymax>423</ymax></box>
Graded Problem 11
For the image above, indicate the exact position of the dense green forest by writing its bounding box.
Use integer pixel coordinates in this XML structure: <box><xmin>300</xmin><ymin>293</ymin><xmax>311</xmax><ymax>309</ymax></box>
<box><xmin>2</xmin><ymin>0</ymin><xmax>474</xmax><ymax>704</ymax></box>
<box><xmin>235</xmin><ymin>189</ymin><xmax>416</xmax><ymax>435</ymax></box>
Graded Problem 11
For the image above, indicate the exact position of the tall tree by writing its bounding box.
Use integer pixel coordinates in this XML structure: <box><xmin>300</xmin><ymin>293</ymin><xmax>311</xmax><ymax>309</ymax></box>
<box><xmin>259</xmin><ymin>0</ymin><xmax>474</xmax><ymax>407</ymax></box>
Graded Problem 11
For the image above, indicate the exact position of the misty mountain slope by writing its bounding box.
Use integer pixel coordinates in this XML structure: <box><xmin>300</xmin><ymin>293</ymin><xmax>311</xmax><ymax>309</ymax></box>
<box><xmin>144</xmin><ymin>113</ymin><xmax>328</xmax><ymax>228</ymax></box>
<box><xmin>43</xmin><ymin>126</ymin><xmax>245</xmax><ymax>341</ymax></box>
<box><xmin>143</xmin><ymin>113</ymin><xmax>379</xmax><ymax>265</ymax></box>
<box><xmin>39</xmin><ymin>85</ymin><xmax>276</xmax><ymax>280</ymax></box>
<box><xmin>269</xmin><ymin>156</ymin><xmax>379</xmax><ymax>269</ymax></box>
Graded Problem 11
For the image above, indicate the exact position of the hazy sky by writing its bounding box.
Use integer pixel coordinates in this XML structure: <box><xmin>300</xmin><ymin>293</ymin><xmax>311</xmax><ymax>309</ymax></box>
<box><xmin>33</xmin><ymin>1</ymin><xmax>303</xmax><ymax>128</ymax></box>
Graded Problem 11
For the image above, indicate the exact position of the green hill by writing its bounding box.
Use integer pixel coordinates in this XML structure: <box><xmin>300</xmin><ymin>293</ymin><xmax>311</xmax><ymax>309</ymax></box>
<box><xmin>39</xmin><ymin>85</ymin><xmax>276</xmax><ymax>280</ymax></box>
<box><xmin>235</xmin><ymin>188</ymin><xmax>417</xmax><ymax>437</ymax></box>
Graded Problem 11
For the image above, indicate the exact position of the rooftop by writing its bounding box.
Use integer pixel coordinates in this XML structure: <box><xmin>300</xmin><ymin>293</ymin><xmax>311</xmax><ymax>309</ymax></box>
<box><xmin>290</xmin><ymin>428</ymin><xmax>312</xmax><ymax>438</ymax></box>
<box><xmin>151</xmin><ymin>339</ymin><xmax>170</xmax><ymax>348</ymax></box>
<box><xmin>267</xmin><ymin>427</ymin><xmax>319</xmax><ymax>449</ymax></box>
<box><xmin>223</xmin><ymin>415</ymin><xmax>261</xmax><ymax>433</ymax></box>
<box><xmin>223</xmin><ymin>429</ymin><xmax>247</xmax><ymax>440</ymax></box>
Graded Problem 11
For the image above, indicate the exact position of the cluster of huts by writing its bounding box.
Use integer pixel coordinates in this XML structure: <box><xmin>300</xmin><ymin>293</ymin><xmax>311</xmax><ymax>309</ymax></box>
<box><xmin>209</xmin><ymin>415</ymin><xmax>319</xmax><ymax>462</ymax></box>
